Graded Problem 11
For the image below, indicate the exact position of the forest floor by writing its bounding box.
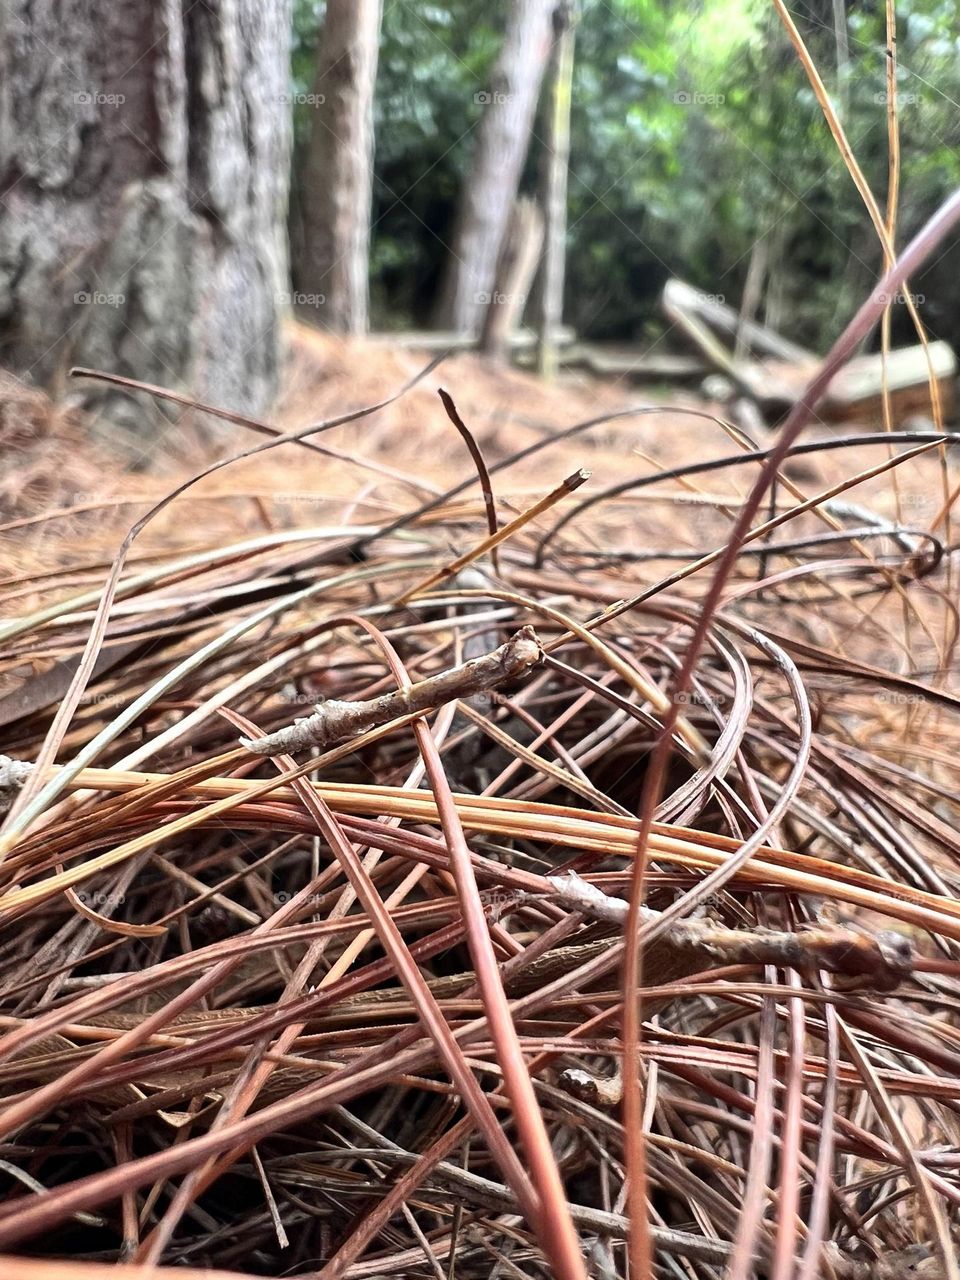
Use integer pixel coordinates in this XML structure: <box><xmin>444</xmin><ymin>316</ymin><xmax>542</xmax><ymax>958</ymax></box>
<box><xmin>2</xmin><ymin>319</ymin><xmax>941</xmax><ymax>606</ymax></box>
<box><xmin>1</xmin><ymin>324</ymin><xmax>959</xmax><ymax>1276</ymax></box>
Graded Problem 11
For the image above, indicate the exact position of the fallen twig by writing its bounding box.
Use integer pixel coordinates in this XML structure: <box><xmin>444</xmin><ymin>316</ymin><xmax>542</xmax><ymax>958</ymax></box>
<box><xmin>239</xmin><ymin>626</ymin><xmax>543</xmax><ymax>756</ymax></box>
<box><xmin>544</xmin><ymin>872</ymin><xmax>913</xmax><ymax>987</ymax></box>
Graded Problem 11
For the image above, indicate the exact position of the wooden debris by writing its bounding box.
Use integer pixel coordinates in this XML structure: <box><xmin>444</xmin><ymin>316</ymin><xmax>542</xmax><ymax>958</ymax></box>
<box><xmin>662</xmin><ymin>277</ymin><xmax>806</xmax><ymax>412</ymax></box>
<box><xmin>0</xmin><ymin>756</ymin><xmax>33</xmax><ymax>813</ymax></box>
<box><xmin>480</xmin><ymin>196</ymin><xmax>544</xmax><ymax>364</ymax></box>
<box><xmin>548</xmin><ymin>345</ymin><xmax>707</xmax><ymax>381</ymax></box>
<box><xmin>662</xmin><ymin>276</ymin><xmax>957</xmax><ymax>427</ymax></box>
<box><xmin>365</xmin><ymin>325</ymin><xmax>575</xmax><ymax>353</ymax></box>
<box><xmin>822</xmin><ymin>338</ymin><xmax>956</xmax><ymax>423</ymax></box>
<box><xmin>664</xmin><ymin>277</ymin><xmax>815</xmax><ymax>363</ymax></box>
<box><xmin>240</xmin><ymin>626</ymin><xmax>543</xmax><ymax>755</ymax></box>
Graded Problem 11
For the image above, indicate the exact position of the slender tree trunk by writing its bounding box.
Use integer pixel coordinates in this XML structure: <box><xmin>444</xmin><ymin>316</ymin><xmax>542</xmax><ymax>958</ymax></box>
<box><xmin>536</xmin><ymin>2</ymin><xmax>576</xmax><ymax>379</ymax></box>
<box><xmin>0</xmin><ymin>0</ymin><xmax>292</xmax><ymax>425</ymax></box>
<box><xmin>480</xmin><ymin>197</ymin><xmax>544</xmax><ymax>363</ymax></box>
<box><xmin>293</xmin><ymin>0</ymin><xmax>382</xmax><ymax>335</ymax></box>
<box><xmin>432</xmin><ymin>0</ymin><xmax>554</xmax><ymax>335</ymax></box>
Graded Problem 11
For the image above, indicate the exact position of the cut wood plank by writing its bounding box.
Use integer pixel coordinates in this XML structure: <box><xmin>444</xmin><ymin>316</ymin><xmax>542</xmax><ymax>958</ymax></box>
<box><xmin>366</xmin><ymin>326</ymin><xmax>575</xmax><ymax>352</ymax></box>
<box><xmin>762</xmin><ymin>342</ymin><xmax>956</xmax><ymax>424</ymax></box>
<box><xmin>664</xmin><ymin>278</ymin><xmax>816</xmax><ymax>363</ymax></box>
<box><xmin>559</xmin><ymin>344</ymin><xmax>707</xmax><ymax>380</ymax></box>
<box><xmin>824</xmin><ymin>340</ymin><xmax>957</xmax><ymax>424</ymax></box>
<box><xmin>824</xmin><ymin>339</ymin><xmax>955</xmax><ymax>409</ymax></box>
<box><xmin>663</xmin><ymin>276</ymin><xmax>956</xmax><ymax>427</ymax></box>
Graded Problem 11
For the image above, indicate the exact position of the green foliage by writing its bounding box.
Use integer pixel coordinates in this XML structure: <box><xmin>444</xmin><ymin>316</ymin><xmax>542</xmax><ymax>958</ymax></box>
<box><xmin>368</xmin><ymin>2</ymin><xmax>506</xmax><ymax>324</ymax></box>
<box><xmin>564</xmin><ymin>0</ymin><xmax>960</xmax><ymax>346</ymax></box>
<box><xmin>291</xmin><ymin>0</ymin><xmax>960</xmax><ymax>347</ymax></box>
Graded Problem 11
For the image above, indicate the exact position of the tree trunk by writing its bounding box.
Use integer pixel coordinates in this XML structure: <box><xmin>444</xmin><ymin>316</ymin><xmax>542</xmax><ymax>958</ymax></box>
<box><xmin>0</xmin><ymin>0</ymin><xmax>292</xmax><ymax>426</ymax></box>
<box><xmin>480</xmin><ymin>197</ymin><xmax>544</xmax><ymax>364</ymax></box>
<box><xmin>535</xmin><ymin>2</ymin><xmax>576</xmax><ymax>379</ymax></box>
<box><xmin>432</xmin><ymin>0</ymin><xmax>554</xmax><ymax>336</ymax></box>
<box><xmin>293</xmin><ymin>0</ymin><xmax>382</xmax><ymax>335</ymax></box>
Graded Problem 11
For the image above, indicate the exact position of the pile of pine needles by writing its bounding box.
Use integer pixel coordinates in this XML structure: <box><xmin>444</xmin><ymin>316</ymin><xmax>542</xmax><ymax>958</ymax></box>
<box><xmin>3</xmin><ymin>201</ymin><xmax>960</xmax><ymax>1280</ymax></box>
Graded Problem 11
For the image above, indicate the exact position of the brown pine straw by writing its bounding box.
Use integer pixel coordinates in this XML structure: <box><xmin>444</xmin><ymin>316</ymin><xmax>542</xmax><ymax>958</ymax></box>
<box><xmin>619</xmin><ymin>185</ymin><xmax>960</xmax><ymax>1280</ymax></box>
<box><xmin>2</xmin><ymin>193</ymin><xmax>960</xmax><ymax>1278</ymax></box>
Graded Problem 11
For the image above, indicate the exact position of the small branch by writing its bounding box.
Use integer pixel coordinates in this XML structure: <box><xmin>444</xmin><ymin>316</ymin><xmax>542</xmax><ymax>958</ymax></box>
<box><xmin>555</xmin><ymin>893</ymin><xmax>915</xmax><ymax>1109</ymax></box>
<box><xmin>543</xmin><ymin>871</ymin><xmax>641</xmax><ymax>925</ymax></box>
<box><xmin>240</xmin><ymin>626</ymin><xmax>543</xmax><ymax>756</ymax></box>
<box><xmin>542</xmin><ymin>871</ymin><xmax>914</xmax><ymax>990</ymax></box>
<box><xmin>668</xmin><ymin>919</ymin><xmax>914</xmax><ymax>990</ymax></box>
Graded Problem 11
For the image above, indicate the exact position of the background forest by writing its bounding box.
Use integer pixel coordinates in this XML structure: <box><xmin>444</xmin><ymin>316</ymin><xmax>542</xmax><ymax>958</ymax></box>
<box><xmin>6</xmin><ymin>0</ymin><xmax>960</xmax><ymax>416</ymax></box>
<box><xmin>292</xmin><ymin>0</ymin><xmax>960</xmax><ymax>347</ymax></box>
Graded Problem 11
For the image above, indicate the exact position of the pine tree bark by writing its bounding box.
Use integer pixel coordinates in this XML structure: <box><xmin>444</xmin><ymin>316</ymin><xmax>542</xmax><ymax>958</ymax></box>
<box><xmin>292</xmin><ymin>0</ymin><xmax>382</xmax><ymax>335</ymax></box>
<box><xmin>432</xmin><ymin>0</ymin><xmax>554</xmax><ymax>336</ymax></box>
<box><xmin>0</xmin><ymin>0</ymin><xmax>292</xmax><ymax>424</ymax></box>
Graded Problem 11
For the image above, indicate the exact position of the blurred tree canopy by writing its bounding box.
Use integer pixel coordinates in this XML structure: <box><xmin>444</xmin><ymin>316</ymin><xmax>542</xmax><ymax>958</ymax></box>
<box><xmin>292</xmin><ymin>0</ymin><xmax>960</xmax><ymax>349</ymax></box>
